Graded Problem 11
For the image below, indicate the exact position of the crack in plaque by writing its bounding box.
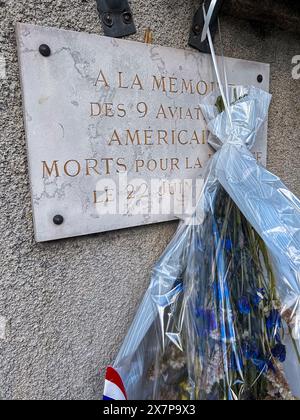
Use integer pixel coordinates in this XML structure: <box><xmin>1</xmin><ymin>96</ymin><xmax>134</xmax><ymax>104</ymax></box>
<box><xmin>33</xmin><ymin>177</ymin><xmax>72</xmax><ymax>204</ymax></box>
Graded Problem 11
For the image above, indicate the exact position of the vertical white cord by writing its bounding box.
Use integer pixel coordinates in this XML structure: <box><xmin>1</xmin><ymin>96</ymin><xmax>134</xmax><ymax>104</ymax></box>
<box><xmin>202</xmin><ymin>3</ymin><xmax>233</xmax><ymax>127</ymax></box>
<box><xmin>201</xmin><ymin>0</ymin><xmax>218</xmax><ymax>42</ymax></box>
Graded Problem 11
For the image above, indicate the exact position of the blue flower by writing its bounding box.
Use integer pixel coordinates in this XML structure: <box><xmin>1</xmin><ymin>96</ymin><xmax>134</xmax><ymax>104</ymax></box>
<box><xmin>267</xmin><ymin>359</ymin><xmax>276</xmax><ymax>373</ymax></box>
<box><xmin>242</xmin><ymin>341</ymin><xmax>259</xmax><ymax>360</ymax></box>
<box><xmin>225</xmin><ymin>239</ymin><xmax>233</xmax><ymax>251</ymax></box>
<box><xmin>252</xmin><ymin>288</ymin><xmax>265</xmax><ymax>307</ymax></box>
<box><xmin>252</xmin><ymin>358</ymin><xmax>269</xmax><ymax>374</ymax></box>
<box><xmin>272</xmin><ymin>343</ymin><xmax>287</xmax><ymax>363</ymax></box>
<box><xmin>266</xmin><ymin>310</ymin><xmax>282</xmax><ymax>331</ymax></box>
<box><xmin>196</xmin><ymin>309</ymin><xmax>217</xmax><ymax>333</ymax></box>
<box><xmin>238</xmin><ymin>296</ymin><xmax>251</xmax><ymax>315</ymax></box>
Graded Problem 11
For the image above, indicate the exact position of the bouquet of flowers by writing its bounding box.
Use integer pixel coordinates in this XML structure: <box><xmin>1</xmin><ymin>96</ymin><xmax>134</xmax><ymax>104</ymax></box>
<box><xmin>103</xmin><ymin>83</ymin><xmax>300</xmax><ymax>401</ymax></box>
<box><xmin>103</xmin><ymin>3</ymin><xmax>300</xmax><ymax>398</ymax></box>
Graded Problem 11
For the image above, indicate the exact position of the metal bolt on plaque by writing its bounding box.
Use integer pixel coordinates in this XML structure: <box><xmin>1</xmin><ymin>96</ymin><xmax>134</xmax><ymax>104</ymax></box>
<box><xmin>39</xmin><ymin>44</ymin><xmax>51</xmax><ymax>57</ymax></box>
<box><xmin>257</xmin><ymin>75</ymin><xmax>264</xmax><ymax>83</ymax></box>
<box><xmin>53</xmin><ymin>215</ymin><xmax>64</xmax><ymax>226</ymax></box>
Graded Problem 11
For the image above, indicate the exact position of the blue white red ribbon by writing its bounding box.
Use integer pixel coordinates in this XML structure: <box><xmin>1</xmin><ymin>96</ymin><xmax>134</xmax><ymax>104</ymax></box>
<box><xmin>103</xmin><ymin>366</ymin><xmax>128</xmax><ymax>401</ymax></box>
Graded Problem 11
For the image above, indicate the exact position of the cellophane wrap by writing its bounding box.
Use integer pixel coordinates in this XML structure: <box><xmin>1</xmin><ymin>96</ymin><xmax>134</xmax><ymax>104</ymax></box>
<box><xmin>104</xmin><ymin>86</ymin><xmax>300</xmax><ymax>401</ymax></box>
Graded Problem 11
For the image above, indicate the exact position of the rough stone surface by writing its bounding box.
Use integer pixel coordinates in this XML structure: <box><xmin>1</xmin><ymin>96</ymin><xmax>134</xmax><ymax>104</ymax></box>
<box><xmin>0</xmin><ymin>0</ymin><xmax>299</xmax><ymax>400</ymax></box>
<box><xmin>224</xmin><ymin>0</ymin><xmax>300</xmax><ymax>35</ymax></box>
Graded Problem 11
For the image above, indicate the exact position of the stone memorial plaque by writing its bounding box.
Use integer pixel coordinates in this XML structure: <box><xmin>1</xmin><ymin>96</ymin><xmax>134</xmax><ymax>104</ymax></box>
<box><xmin>16</xmin><ymin>23</ymin><xmax>270</xmax><ymax>242</ymax></box>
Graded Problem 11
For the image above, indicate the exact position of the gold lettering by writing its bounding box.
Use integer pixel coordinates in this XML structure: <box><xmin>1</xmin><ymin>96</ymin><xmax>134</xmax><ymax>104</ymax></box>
<box><xmin>168</xmin><ymin>107</ymin><xmax>177</xmax><ymax>119</ymax></box>
<box><xmin>160</xmin><ymin>159</ymin><xmax>168</xmax><ymax>171</ymax></box>
<box><xmin>136</xmin><ymin>159</ymin><xmax>145</xmax><ymax>172</ymax></box>
<box><xmin>191</xmin><ymin>130</ymin><xmax>201</xmax><ymax>145</ymax></box>
<box><xmin>131</xmin><ymin>74</ymin><xmax>144</xmax><ymax>90</ymax></box>
<box><xmin>181</xmin><ymin>79</ymin><xmax>195</xmax><ymax>94</ymax></box>
<box><xmin>196</xmin><ymin>107</ymin><xmax>204</xmax><ymax>120</ymax></box>
<box><xmin>254</xmin><ymin>151</ymin><xmax>263</xmax><ymax>162</ymax></box>
<box><xmin>153</xmin><ymin>75</ymin><xmax>166</xmax><ymax>92</ymax></box>
<box><xmin>118</xmin><ymin>72</ymin><xmax>129</xmax><ymax>89</ymax></box>
<box><xmin>95</xmin><ymin>70</ymin><xmax>109</xmax><ymax>87</ymax></box>
<box><xmin>147</xmin><ymin>159</ymin><xmax>157</xmax><ymax>171</ymax></box>
<box><xmin>144</xmin><ymin>130</ymin><xmax>154</xmax><ymax>145</ymax></box>
<box><xmin>171</xmin><ymin>158</ymin><xmax>180</xmax><ymax>171</ymax></box>
<box><xmin>93</xmin><ymin>191</ymin><xmax>99</xmax><ymax>204</ymax></box>
<box><xmin>185</xmin><ymin>108</ymin><xmax>193</xmax><ymax>119</ymax></box>
<box><xmin>116</xmin><ymin>158</ymin><xmax>127</xmax><ymax>172</ymax></box>
<box><xmin>90</xmin><ymin>103</ymin><xmax>101</xmax><ymax>117</ymax></box>
<box><xmin>156</xmin><ymin>104</ymin><xmax>167</xmax><ymax>119</ymax></box>
<box><xmin>109</xmin><ymin>130</ymin><xmax>122</xmax><ymax>146</ymax></box>
<box><xmin>194</xmin><ymin>158</ymin><xmax>202</xmax><ymax>169</ymax></box>
<box><xmin>185</xmin><ymin>157</ymin><xmax>203</xmax><ymax>169</ymax></box>
<box><xmin>196</xmin><ymin>80</ymin><xmax>208</xmax><ymax>96</ymax></box>
<box><xmin>126</xmin><ymin>130</ymin><xmax>141</xmax><ymax>146</ymax></box>
<box><xmin>178</xmin><ymin>130</ymin><xmax>188</xmax><ymax>145</ymax></box>
<box><xmin>185</xmin><ymin>157</ymin><xmax>192</xmax><ymax>170</ymax></box>
<box><xmin>101</xmin><ymin>158</ymin><xmax>114</xmax><ymax>175</ymax></box>
<box><xmin>117</xmin><ymin>104</ymin><xmax>126</xmax><ymax>118</ymax></box>
<box><xmin>105</xmin><ymin>103</ymin><xmax>114</xmax><ymax>117</ymax></box>
<box><xmin>42</xmin><ymin>160</ymin><xmax>60</xmax><ymax>178</ymax></box>
<box><xmin>158</xmin><ymin>130</ymin><xmax>168</xmax><ymax>145</ymax></box>
<box><xmin>93</xmin><ymin>188</ymin><xmax>114</xmax><ymax>204</ymax></box>
<box><xmin>86</xmin><ymin>159</ymin><xmax>100</xmax><ymax>176</ymax></box>
<box><xmin>171</xmin><ymin>130</ymin><xmax>176</xmax><ymax>145</ymax></box>
<box><xmin>64</xmin><ymin>160</ymin><xmax>81</xmax><ymax>177</ymax></box>
<box><xmin>169</xmin><ymin>77</ymin><xmax>178</xmax><ymax>93</ymax></box>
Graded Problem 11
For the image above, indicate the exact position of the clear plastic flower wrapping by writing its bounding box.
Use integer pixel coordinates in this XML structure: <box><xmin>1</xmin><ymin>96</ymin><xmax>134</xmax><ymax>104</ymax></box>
<box><xmin>104</xmin><ymin>85</ymin><xmax>300</xmax><ymax>401</ymax></box>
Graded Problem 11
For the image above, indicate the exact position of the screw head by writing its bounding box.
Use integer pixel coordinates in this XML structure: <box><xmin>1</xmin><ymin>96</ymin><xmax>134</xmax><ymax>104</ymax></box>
<box><xmin>123</xmin><ymin>12</ymin><xmax>132</xmax><ymax>24</ymax></box>
<box><xmin>194</xmin><ymin>24</ymin><xmax>201</xmax><ymax>34</ymax></box>
<box><xmin>103</xmin><ymin>13</ymin><xmax>113</xmax><ymax>27</ymax></box>
<box><xmin>39</xmin><ymin>44</ymin><xmax>51</xmax><ymax>57</ymax></box>
<box><xmin>53</xmin><ymin>215</ymin><xmax>64</xmax><ymax>226</ymax></box>
<box><xmin>257</xmin><ymin>74</ymin><xmax>263</xmax><ymax>83</ymax></box>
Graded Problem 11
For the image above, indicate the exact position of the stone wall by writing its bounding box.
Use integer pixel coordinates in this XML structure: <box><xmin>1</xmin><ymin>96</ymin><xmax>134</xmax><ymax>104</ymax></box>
<box><xmin>224</xmin><ymin>0</ymin><xmax>300</xmax><ymax>34</ymax></box>
<box><xmin>0</xmin><ymin>0</ymin><xmax>299</xmax><ymax>400</ymax></box>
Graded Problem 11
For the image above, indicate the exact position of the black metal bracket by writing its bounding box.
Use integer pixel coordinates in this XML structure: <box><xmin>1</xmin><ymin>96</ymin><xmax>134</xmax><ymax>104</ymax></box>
<box><xmin>96</xmin><ymin>0</ymin><xmax>136</xmax><ymax>38</ymax></box>
<box><xmin>189</xmin><ymin>0</ymin><xmax>224</xmax><ymax>54</ymax></box>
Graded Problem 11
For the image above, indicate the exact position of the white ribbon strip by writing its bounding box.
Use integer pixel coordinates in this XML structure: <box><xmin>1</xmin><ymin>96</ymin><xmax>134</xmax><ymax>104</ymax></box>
<box><xmin>201</xmin><ymin>0</ymin><xmax>218</xmax><ymax>42</ymax></box>
<box><xmin>202</xmin><ymin>3</ymin><xmax>233</xmax><ymax>127</ymax></box>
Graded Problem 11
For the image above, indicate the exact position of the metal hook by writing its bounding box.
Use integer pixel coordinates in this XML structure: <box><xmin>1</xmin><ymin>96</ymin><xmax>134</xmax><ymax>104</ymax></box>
<box><xmin>96</xmin><ymin>0</ymin><xmax>136</xmax><ymax>38</ymax></box>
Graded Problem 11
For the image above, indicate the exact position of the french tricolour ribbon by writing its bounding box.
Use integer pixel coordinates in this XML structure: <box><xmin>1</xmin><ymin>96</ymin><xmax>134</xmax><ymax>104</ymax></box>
<box><xmin>103</xmin><ymin>366</ymin><xmax>128</xmax><ymax>401</ymax></box>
